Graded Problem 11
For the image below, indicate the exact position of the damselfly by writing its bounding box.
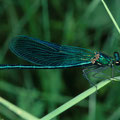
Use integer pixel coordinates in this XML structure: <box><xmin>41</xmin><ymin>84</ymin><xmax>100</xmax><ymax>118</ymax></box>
<box><xmin>1</xmin><ymin>35</ymin><xmax>120</xmax><ymax>83</ymax></box>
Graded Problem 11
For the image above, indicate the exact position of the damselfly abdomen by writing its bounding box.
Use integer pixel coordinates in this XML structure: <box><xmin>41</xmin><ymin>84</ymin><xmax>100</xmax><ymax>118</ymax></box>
<box><xmin>1</xmin><ymin>35</ymin><xmax>120</xmax><ymax>84</ymax></box>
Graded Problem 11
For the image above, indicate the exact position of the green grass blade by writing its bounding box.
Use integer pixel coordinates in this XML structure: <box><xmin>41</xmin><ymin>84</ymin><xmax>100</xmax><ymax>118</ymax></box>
<box><xmin>101</xmin><ymin>0</ymin><xmax>120</xmax><ymax>34</ymax></box>
<box><xmin>40</xmin><ymin>77</ymin><xmax>120</xmax><ymax>120</ymax></box>
<box><xmin>0</xmin><ymin>97</ymin><xmax>40</xmax><ymax>120</ymax></box>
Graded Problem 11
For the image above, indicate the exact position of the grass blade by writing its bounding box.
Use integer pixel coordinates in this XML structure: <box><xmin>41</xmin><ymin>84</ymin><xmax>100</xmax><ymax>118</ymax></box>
<box><xmin>0</xmin><ymin>97</ymin><xmax>39</xmax><ymax>120</ymax></box>
<box><xmin>40</xmin><ymin>77</ymin><xmax>119</xmax><ymax>120</ymax></box>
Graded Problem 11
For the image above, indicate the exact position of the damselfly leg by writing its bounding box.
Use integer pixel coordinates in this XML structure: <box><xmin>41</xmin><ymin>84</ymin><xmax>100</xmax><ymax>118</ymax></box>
<box><xmin>92</xmin><ymin>66</ymin><xmax>110</xmax><ymax>79</ymax></box>
<box><xmin>83</xmin><ymin>66</ymin><xmax>110</xmax><ymax>86</ymax></box>
<box><xmin>83</xmin><ymin>66</ymin><xmax>98</xmax><ymax>86</ymax></box>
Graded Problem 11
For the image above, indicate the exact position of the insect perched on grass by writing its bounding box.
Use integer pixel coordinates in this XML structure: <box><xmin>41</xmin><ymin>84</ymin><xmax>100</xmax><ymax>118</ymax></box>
<box><xmin>1</xmin><ymin>35</ymin><xmax>120</xmax><ymax>83</ymax></box>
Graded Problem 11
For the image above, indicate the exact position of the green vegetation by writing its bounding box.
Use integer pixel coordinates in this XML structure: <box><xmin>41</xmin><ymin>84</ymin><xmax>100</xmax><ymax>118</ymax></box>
<box><xmin>0</xmin><ymin>0</ymin><xmax>120</xmax><ymax>120</ymax></box>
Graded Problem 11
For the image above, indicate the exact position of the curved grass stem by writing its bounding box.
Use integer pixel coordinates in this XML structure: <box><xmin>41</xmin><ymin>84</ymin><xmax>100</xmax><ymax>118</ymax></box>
<box><xmin>40</xmin><ymin>77</ymin><xmax>120</xmax><ymax>120</ymax></box>
<box><xmin>101</xmin><ymin>0</ymin><xmax>120</xmax><ymax>34</ymax></box>
<box><xmin>0</xmin><ymin>97</ymin><xmax>39</xmax><ymax>120</ymax></box>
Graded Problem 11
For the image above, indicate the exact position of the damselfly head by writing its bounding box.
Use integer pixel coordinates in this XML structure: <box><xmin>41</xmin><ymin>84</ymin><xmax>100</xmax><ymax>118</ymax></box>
<box><xmin>114</xmin><ymin>52</ymin><xmax>120</xmax><ymax>65</ymax></box>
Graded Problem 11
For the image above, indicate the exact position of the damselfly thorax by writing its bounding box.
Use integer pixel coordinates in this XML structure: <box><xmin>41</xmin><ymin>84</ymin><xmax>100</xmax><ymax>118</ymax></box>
<box><xmin>0</xmin><ymin>35</ymin><xmax>120</xmax><ymax>85</ymax></box>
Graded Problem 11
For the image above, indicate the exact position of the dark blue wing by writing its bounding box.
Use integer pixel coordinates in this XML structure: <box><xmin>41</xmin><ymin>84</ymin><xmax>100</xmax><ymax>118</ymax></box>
<box><xmin>9</xmin><ymin>35</ymin><xmax>95</xmax><ymax>68</ymax></box>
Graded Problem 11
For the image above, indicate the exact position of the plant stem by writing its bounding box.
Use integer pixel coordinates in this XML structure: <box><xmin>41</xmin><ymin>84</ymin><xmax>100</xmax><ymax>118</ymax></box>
<box><xmin>40</xmin><ymin>77</ymin><xmax>119</xmax><ymax>120</ymax></box>
<box><xmin>0</xmin><ymin>97</ymin><xmax>39</xmax><ymax>120</ymax></box>
<box><xmin>101</xmin><ymin>0</ymin><xmax>120</xmax><ymax>34</ymax></box>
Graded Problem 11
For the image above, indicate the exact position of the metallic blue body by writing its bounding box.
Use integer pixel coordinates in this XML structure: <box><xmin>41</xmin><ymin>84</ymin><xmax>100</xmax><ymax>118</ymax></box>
<box><xmin>8</xmin><ymin>35</ymin><xmax>96</xmax><ymax>69</ymax></box>
<box><xmin>0</xmin><ymin>35</ymin><xmax>118</xmax><ymax>69</ymax></box>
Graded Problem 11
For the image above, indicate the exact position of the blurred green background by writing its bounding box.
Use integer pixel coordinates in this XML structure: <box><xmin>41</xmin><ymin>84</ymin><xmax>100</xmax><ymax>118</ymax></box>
<box><xmin>0</xmin><ymin>0</ymin><xmax>120</xmax><ymax>120</ymax></box>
